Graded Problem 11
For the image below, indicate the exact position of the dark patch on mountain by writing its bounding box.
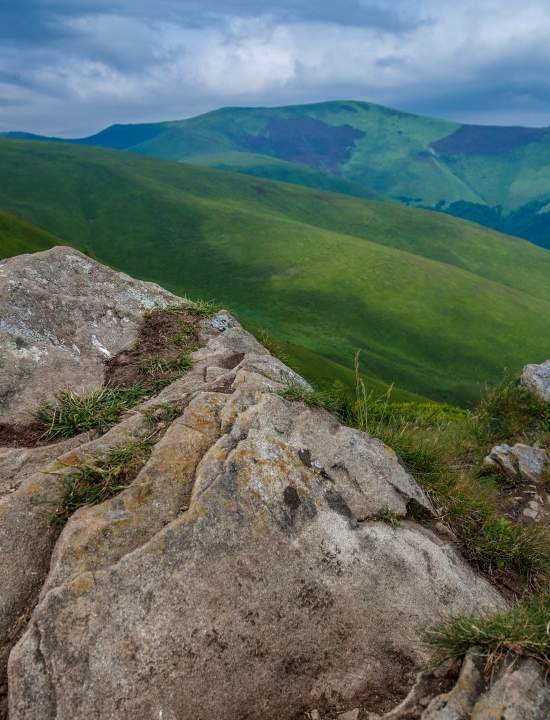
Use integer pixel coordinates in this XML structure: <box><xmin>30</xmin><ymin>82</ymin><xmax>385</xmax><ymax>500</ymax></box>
<box><xmin>430</xmin><ymin>125</ymin><xmax>548</xmax><ymax>155</ymax></box>
<box><xmin>240</xmin><ymin>117</ymin><xmax>364</xmax><ymax>172</ymax></box>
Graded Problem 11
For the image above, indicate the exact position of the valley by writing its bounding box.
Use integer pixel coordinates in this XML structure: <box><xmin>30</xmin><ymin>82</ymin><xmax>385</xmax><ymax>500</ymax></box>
<box><xmin>1</xmin><ymin>138</ymin><xmax>550</xmax><ymax>405</ymax></box>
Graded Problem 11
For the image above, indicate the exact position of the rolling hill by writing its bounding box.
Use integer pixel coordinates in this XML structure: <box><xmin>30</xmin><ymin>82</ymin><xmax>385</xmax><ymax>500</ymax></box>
<box><xmin>1</xmin><ymin>137</ymin><xmax>550</xmax><ymax>405</ymax></box>
<box><xmin>6</xmin><ymin>101</ymin><xmax>550</xmax><ymax>248</ymax></box>
<box><xmin>0</xmin><ymin>209</ymin><xmax>59</xmax><ymax>260</ymax></box>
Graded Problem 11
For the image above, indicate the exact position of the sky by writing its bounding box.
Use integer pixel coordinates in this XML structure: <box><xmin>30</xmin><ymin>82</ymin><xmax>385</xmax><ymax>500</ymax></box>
<box><xmin>2</xmin><ymin>0</ymin><xmax>550</xmax><ymax>136</ymax></box>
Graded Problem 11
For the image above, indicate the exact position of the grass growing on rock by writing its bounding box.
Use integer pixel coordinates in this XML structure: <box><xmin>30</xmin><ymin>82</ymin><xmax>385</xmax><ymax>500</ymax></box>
<box><xmin>142</xmin><ymin>402</ymin><xmax>183</xmax><ymax>428</ymax></box>
<box><xmin>280</xmin><ymin>361</ymin><xmax>550</xmax><ymax>589</ymax></box>
<box><xmin>36</xmin><ymin>305</ymin><xmax>206</xmax><ymax>444</ymax></box>
<box><xmin>37</xmin><ymin>386</ymin><xmax>148</xmax><ymax>440</ymax></box>
<box><xmin>105</xmin><ymin>305</ymin><xmax>203</xmax><ymax>393</ymax></box>
<box><xmin>137</xmin><ymin>352</ymin><xmax>193</xmax><ymax>389</ymax></box>
<box><xmin>428</xmin><ymin>592</ymin><xmax>550</xmax><ymax>668</ymax></box>
<box><xmin>186</xmin><ymin>298</ymin><xmax>221</xmax><ymax>318</ymax></box>
<box><xmin>279</xmin><ymin>381</ymin><xmax>347</xmax><ymax>415</ymax></box>
<box><xmin>53</xmin><ymin>437</ymin><xmax>154</xmax><ymax>527</ymax></box>
<box><xmin>155</xmin><ymin>299</ymin><xmax>221</xmax><ymax>319</ymax></box>
<box><xmin>372</xmin><ymin>508</ymin><xmax>403</xmax><ymax>528</ymax></box>
<box><xmin>476</xmin><ymin>380</ymin><xmax>550</xmax><ymax>446</ymax></box>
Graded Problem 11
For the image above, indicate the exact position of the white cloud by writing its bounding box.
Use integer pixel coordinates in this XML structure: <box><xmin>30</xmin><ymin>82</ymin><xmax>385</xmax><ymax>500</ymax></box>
<box><xmin>2</xmin><ymin>0</ymin><xmax>550</xmax><ymax>134</ymax></box>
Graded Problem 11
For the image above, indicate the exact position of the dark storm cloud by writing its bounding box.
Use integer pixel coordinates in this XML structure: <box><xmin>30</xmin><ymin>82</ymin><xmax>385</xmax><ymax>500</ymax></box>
<box><xmin>0</xmin><ymin>0</ymin><xmax>418</xmax><ymax>40</ymax></box>
<box><xmin>1</xmin><ymin>0</ymin><xmax>550</xmax><ymax>135</ymax></box>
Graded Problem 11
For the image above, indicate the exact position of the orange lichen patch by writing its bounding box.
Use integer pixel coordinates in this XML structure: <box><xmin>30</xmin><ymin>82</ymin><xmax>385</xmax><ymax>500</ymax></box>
<box><xmin>72</xmin><ymin>544</ymin><xmax>94</xmax><ymax>562</ymax></box>
<box><xmin>21</xmin><ymin>480</ymin><xmax>42</xmax><ymax>497</ymax></box>
<box><xmin>188</xmin><ymin>501</ymin><xmax>206</xmax><ymax>521</ymax></box>
<box><xmin>54</xmin><ymin>453</ymin><xmax>81</xmax><ymax>469</ymax></box>
<box><xmin>254</xmin><ymin>513</ymin><xmax>270</xmax><ymax>537</ymax></box>
<box><xmin>143</xmin><ymin>529</ymin><xmax>168</xmax><ymax>555</ymax></box>
<box><xmin>183</xmin><ymin>394</ymin><xmax>226</xmax><ymax>436</ymax></box>
<box><xmin>234</xmin><ymin>440</ymin><xmax>314</xmax><ymax>497</ymax></box>
<box><xmin>69</xmin><ymin>573</ymin><xmax>94</xmax><ymax>595</ymax></box>
<box><xmin>223</xmin><ymin>498</ymin><xmax>239</xmax><ymax>513</ymax></box>
<box><xmin>122</xmin><ymin>484</ymin><xmax>154</xmax><ymax>514</ymax></box>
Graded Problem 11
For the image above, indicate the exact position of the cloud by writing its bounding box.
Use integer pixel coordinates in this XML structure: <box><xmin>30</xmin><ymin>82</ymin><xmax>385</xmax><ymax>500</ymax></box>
<box><xmin>1</xmin><ymin>1</ymin><xmax>550</xmax><ymax>135</ymax></box>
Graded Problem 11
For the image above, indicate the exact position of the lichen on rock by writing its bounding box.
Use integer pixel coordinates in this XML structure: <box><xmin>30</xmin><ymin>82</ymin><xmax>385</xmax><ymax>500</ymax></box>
<box><xmin>0</xmin><ymin>247</ymin><xmax>525</xmax><ymax>720</ymax></box>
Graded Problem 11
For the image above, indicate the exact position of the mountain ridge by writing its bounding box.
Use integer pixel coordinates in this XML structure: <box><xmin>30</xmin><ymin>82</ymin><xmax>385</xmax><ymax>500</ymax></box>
<box><xmin>1</xmin><ymin>137</ymin><xmax>550</xmax><ymax>404</ymax></box>
<box><xmin>4</xmin><ymin>99</ymin><xmax>549</xmax><ymax>247</ymax></box>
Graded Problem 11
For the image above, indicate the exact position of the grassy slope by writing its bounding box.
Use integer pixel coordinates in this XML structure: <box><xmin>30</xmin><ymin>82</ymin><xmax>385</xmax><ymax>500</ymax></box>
<box><xmin>0</xmin><ymin>208</ymin><xmax>59</xmax><ymax>260</ymax></box>
<box><xmin>1</xmin><ymin>138</ymin><xmax>550</xmax><ymax>405</ymax></box>
<box><xmin>71</xmin><ymin>101</ymin><xmax>550</xmax><ymax>214</ymax></box>
<box><xmin>7</xmin><ymin>101</ymin><xmax>550</xmax><ymax>245</ymax></box>
<box><xmin>184</xmin><ymin>151</ymin><xmax>384</xmax><ymax>201</ymax></box>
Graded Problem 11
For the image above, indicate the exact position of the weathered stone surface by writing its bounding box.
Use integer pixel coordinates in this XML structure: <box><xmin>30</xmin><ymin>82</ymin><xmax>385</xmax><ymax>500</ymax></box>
<box><xmin>338</xmin><ymin>710</ymin><xmax>360</xmax><ymax>720</ymax></box>
<box><xmin>0</xmin><ymin>246</ymin><xmax>176</xmax><ymax>424</ymax></box>
<box><xmin>471</xmin><ymin>658</ymin><xmax>550</xmax><ymax>720</ymax></box>
<box><xmin>365</xmin><ymin>659</ymin><xmax>461</xmax><ymax>720</ymax></box>
<box><xmin>483</xmin><ymin>443</ymin><xmax>548</xmax><ymax>483</ymax></box>
<box><xmin>0</xmin><ymin>433</ymin><xmax>91</xmax><ymax>497</ymax></box>
<box><xmin>1</xmin><ymin>250</ymin><xmax>507</xmax><ymax>720</ymax></box>
<box><xmin>520</xmin><ymin>360</ymin><xmax>550</xmax><ymax>402</ymax></box>
<box><xmin>365</xmin><ymin>653</ymin><xmax>550</xmax><ymax>720</ymax></box>
<box><xmin>7</xmin><ymin>345</ymin><xmax>504</xmax><ymax>719</ymax></box>
<box><xmin>421</xmin><ymin>649</ymin><xmax>484</xmax><ymax>720</ymax></box>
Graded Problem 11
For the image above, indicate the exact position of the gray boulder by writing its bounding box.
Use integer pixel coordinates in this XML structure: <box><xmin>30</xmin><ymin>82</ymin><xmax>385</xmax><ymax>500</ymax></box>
<box><xmin>520</xmin><ymin>360</ymin><xmax>550</xmax><ymax>402</ymax></box>
<box><xmin>483</xmin><ymin>443</ymin><xmax>548</xmax><ymax>483</ymax></box>
<box><xmin>1</xmin><ymin>249</ymin><xmax>507</xmax><ymax>720</ymax></box>
<box><xmin>0</xmin><ymin>246</ymin><xmax>176</xmax><ymax>425</ymax></box>
<box><xmin>471</xmin><ymin>658</ymin><xmax>550</xmax><ymax>720</ymax></box>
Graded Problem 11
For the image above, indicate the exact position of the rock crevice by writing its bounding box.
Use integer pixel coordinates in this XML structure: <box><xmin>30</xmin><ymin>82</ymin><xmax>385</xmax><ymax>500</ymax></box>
<box><xmin>0</xmin><ymin>247</ymin><xmax>522</xmax><ymax>720</ymax></box>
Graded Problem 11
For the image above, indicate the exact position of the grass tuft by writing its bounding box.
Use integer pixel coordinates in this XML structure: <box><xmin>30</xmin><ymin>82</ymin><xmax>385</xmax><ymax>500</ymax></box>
<box><xmin>255</xmin><ymin>329</ymin><xmax>291</xmax><ymax>365</ymax></box>
<box><xmin>371</xmin><ymin>415</ymin><xmax>549</xmax><ymax>584</ymax></box>
<box><xmin>53</xmin><ymin>437</ymin><xmax>153</xmax><ymax>527</ymax></box>
<box><xmin>428</xmin><ymin>593</ymin><xmax>550</xmax><ymax>668</ymax></box>
<box><xmin>280</xmin><ymin>355</ymin><xmax>550</xmax><ymax>587</ymax></box>
<box><xmin>476</xmin><ymin>381</ymin><xmax>550</xmax><ymax>446</ymax></box>
<box><xmin>138</xmin><ymin>352</ymin><xmax>193</xmax><ymax>377</ymax></box>
<box><xmin>279</xmin><ymin>380</ymin><xmax>350</xmax><ymax>417</ymax></box>
<box><xmin>37</xmin><ymin>386</ymin><xmax>148</xmax><ymax>440</ymax></box>
<box><xmin>372</xmin><ymin>507</ymin><xmax>402</xmax><ymax>527</ymax></box>
<box><xmin>142</xmin><ymin>403</ymin><xmax>182</xmax><ymax>428</ymax></box>
<box><xmin>145</xmin><ymin>299</ymin><xmax>220</xmax><ymax>319</ymax></box>
<box><xmin>188</xmin><ymin>298</ymin><xmax>222</xmax><ymax>317</ymax></box>
<box><xmin>170</xmin><ymin>327</ymin><xmax>198</xmax><ymax>348</ymax></box>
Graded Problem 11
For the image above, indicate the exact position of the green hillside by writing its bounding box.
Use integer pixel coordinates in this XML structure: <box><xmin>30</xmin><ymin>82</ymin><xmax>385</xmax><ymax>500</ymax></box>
<box><xmin>185</xmin><ymin>151</ymin><xmax>384</xmax><ymax>201</ymax></box>
<box><xmin>0</xmin><ymin>208</ymin><xmax>59</xmax><ymax>260</ymax></box>
<box><xmin>1</xmin><ymin>138</ymin><xmax>550</xmax><ymax>405</ymax></box>
<box><xmin>14</xmin><ymin>100</ymin><xmax>550</xmax><ymax>247</ymax></box>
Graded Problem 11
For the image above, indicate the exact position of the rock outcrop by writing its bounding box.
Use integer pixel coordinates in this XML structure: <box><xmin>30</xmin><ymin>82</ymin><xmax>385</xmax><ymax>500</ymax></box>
<box><xmin>520</xmin><ymin>360</ymin><xmax>550</xmax><ymax>402</ymax></box>
<box><xmin>0</xmin><ymin>247</ymin><xmax>175</xmax><ymax>426</ymax></box>
<box><xmin>482</xmin><ymin>443</ymin><xmax>550</xmax><ymax>523</ymax></box>
<box><xmin>0</xmin><ymin>247</ymin><xmax>527</xmax><ymax>719</ymax></box>
<box><xmin>356</xmin><ymin>650</ymin><xmax>550</xmax><ymax>720</ymax></box>
<box><xmin>483</xmin><ymin>443</ymin><xmax>548</xmax><ymax>483</ymax></box>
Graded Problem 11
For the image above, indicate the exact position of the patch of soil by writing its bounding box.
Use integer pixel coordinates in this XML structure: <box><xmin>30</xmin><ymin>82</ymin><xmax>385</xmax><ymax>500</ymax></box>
<box><xmin>104</xmin><ymin>307</ymin><xmax>202</xmax><ymax>390</ymax></box>
<box><xmin>492</xmin><ymin>475</ymin><xmax>550</xmax><ymax>527</ymax></box>
<box><xmin>296</xmin><ymin>659</ymin><xmax>460</xmax><ymax>720</ymax></box>
<box><xmin>0</xmin><ymin>423</ymin><xmax>44</xmax><ymax>448</ymax></box>
<box><xmin>0</xmin><ymin>308</ymin><xmax>203</xmax><ymax>449</ymax></box>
